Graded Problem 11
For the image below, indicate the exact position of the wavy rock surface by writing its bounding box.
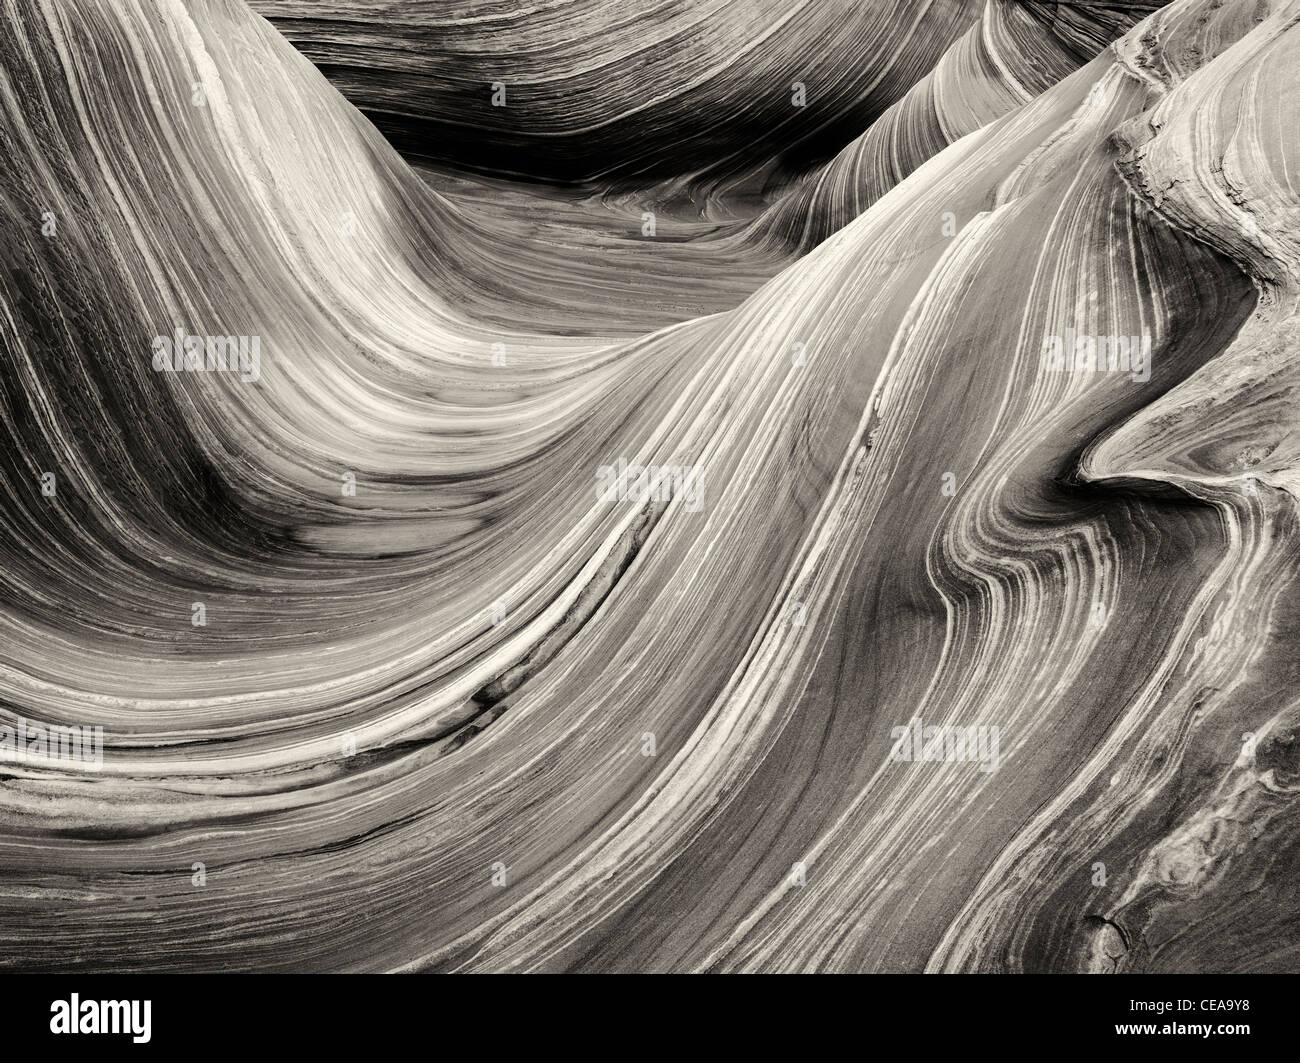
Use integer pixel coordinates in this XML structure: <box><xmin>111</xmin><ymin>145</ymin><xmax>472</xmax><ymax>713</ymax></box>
<box><xmin>247</xmin><ymin>0</ymin><xmax>981</xmax><ymax>195</ymax></box>
<box><xmin>741</xmin><ymin>0</ymin><xmax>1166</xmax><ymax>250</ymax></box>
<box><xmin>0</xmin><ymin>0</ymin><xmax>1296</xmax><ymax>972</ymax></box>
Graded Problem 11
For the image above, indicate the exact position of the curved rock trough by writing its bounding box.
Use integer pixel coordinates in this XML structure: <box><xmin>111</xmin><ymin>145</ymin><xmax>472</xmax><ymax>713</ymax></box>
<box><xmin>0</xmin><ymin>0</ymin><xmax>1295</xmax><ymax>971</ymax></box>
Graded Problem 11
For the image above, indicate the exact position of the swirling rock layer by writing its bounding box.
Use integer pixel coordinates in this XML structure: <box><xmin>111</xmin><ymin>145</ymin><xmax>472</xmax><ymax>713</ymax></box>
<box><xmin>0</xmin><ymin>0</ymin><xmax>1296</xmax><ymax>972</ymax></box>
